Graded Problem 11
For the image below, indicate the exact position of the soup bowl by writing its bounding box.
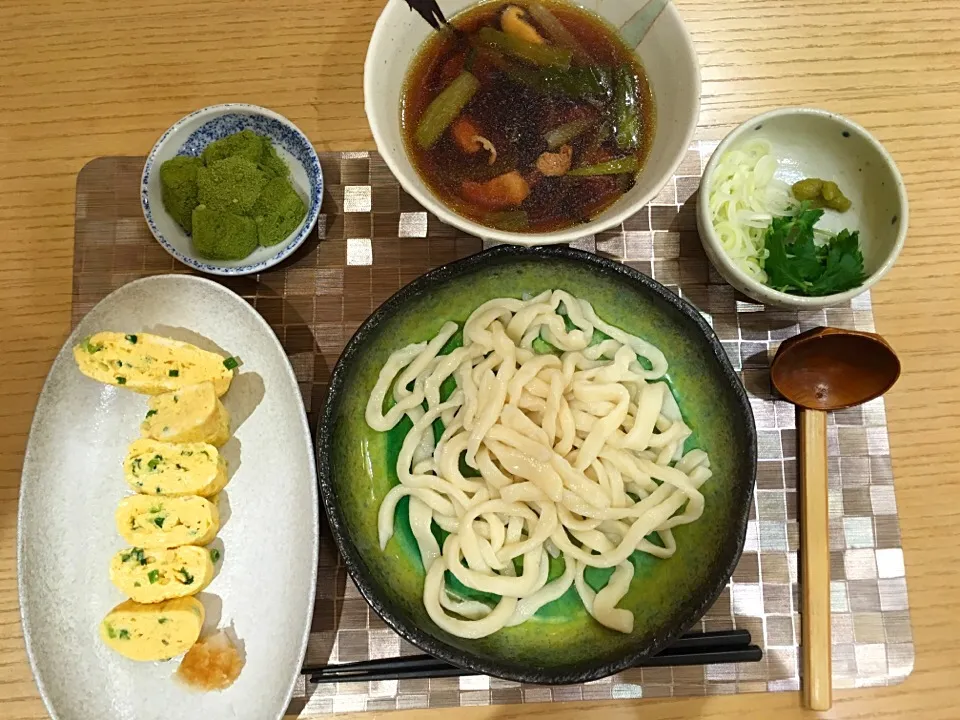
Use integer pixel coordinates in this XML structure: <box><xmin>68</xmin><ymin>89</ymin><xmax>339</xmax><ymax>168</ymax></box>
<box><xmin>364</xmin><ymin>0</ymin><xmax>700</xmax><ymax>245</ymax></box>
<box><xmin>318</xmin><ymin>244</ymin><xmax>757</xmax><ymax>684</ymax></box>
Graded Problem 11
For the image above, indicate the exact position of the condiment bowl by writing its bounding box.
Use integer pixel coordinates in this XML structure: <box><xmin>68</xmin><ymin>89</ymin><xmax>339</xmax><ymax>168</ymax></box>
<box><xmin>141</xmin><ymin>103</ymin><xmax>323</xmax><ymax>276</ymax></box>
<box><xmin>697</xmin><ymin>107</ymin><xmax>908</xmax><ymax>309</ymax></box>
<box><xmin>364</xmin><ymin>0</ymin><xmax>700</xmax><ymax>246</ymax></box>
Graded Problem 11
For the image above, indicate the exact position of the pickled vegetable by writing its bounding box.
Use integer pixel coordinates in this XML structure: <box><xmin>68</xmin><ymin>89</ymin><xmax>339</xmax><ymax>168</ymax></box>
<box><xmin>791</xmin><ymin>177</ymin><xmax>852</xmax><ymax>212</ymax></box>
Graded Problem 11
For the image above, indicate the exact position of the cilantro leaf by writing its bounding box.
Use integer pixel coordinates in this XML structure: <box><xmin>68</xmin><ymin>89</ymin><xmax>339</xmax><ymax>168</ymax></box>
<box><xmin>763</xmin><ymin>203</ymin><xmax>865</xmax><ymax>296</ymax></box>
<box><xmin>809</xmin><ymin>229</ymin><xmax>866</xmax><ymax>295</ymax></box>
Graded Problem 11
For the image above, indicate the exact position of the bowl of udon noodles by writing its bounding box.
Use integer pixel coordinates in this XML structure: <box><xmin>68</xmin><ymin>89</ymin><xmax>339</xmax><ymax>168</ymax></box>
<box><xmin>318</xmin><ymin>245</ymin><xmax>756</xmax><ymax>684</ymax></box>
<box><xmin>364</xmin><ymin>0</ymin><xmax>700</xmax><ymax>244</ymax></box>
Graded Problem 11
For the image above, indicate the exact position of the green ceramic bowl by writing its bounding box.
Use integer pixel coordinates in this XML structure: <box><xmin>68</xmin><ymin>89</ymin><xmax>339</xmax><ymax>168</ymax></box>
<box><xmin>318</xmin><ymin>244</ymin><xmax>756</xmax><ymax>684</ymax></box>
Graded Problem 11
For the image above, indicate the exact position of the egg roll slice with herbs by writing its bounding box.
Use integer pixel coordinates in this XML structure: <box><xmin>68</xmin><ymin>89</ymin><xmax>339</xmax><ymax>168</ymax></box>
<box><xmin>100</xmin><ymin>597</ymin><xmax>205</xmax><ymax>662</ymax></box>
<box><xmin>73</xmin><ymin>331</ymin><xmax>237</xmax><ymax>396</ymax></box>
<box><xmin>124</xmin><ymin>439</ymin><xmax>228</xmax><ymax>497</ymax></box>
<box><xmin>110</xmin><ymin>545</ymin><xmax>213</xmax><ymax>604</ymax></box>
<box><xmin>116</xmin><ymin>494</ymin><xmax>219</xmax><ymax>548</ymax></box>
<box><xmin>141</xmin><ymin>381</ymin><xmax>230</xmax><ymax>446</ymax></box>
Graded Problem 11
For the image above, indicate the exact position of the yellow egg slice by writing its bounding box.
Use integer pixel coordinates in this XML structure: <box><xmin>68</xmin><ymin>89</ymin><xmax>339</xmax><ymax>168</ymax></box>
<box><xmin>124</xmin><ymin>439</ymin><xmax>228</xmax><ymax>497</ymax></box>
<box><xmin>116</xmin><ymin>494</ymin><xmax>219</xmax><ymax>548</ymax></box>
<box><xmin>140</xmin><ymin>381</ymin><xmax>230</xmax><ymax>447</ymax></box>
<box><xmin>109</xmin><ymin>546</ymin><xmax>214</xmax><ymax>603</ymax></box>
<box><xmin>73</xmin><ymin>331</ymin><xmax>234</xmax><ymax>396</ymax></box>
<box><xmin>100</xmin><ymin>597</ymin><xmax>205</xmax><ymax>661</ymax></box>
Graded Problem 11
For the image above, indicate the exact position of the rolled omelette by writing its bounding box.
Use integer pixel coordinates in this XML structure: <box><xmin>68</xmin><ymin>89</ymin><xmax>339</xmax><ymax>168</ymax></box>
<box><xmin>100</xmin><ymin>597</ymin><xmax>205</xmax><ymax>661</ymax></box>
<box><xmin>140</xmin><ymin>381</ymin><xmax>230</xmax><ymax>446</ymax></box>
<box><xmin>73</xmin><ymin>331</ymin><xmax>234</xmax><ymax>396</ymax></box>
<box><xmin>116</xmin><ymin>494</ymin><xmax>219</xmax><ymax>548</ymax></box>
<box><xmin>110</xmin><ymin>546</ymin><xmax>214</xmax><ymax>603</ymax></box>
<box><xmin>124</xmin><ymin>438</ymin><xmax>228</xmax><ymax>497</ymax></box>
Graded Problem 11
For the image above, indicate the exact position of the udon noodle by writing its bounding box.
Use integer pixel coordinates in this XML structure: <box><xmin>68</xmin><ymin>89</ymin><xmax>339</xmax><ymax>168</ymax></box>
<box><xmin>365</xmin><ymin>290</ymin><xmax>712</xmax><ymax>639</ymax></box>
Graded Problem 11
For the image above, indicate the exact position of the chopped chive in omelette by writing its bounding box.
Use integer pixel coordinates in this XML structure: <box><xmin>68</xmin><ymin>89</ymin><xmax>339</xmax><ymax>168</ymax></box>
<box><xmin>116</xmin><ymin>376</ymin><xmax>127</xmax><ymax>385</ymax></box>
<box><xmin>121</xmin><ymin>547</ymin><xmax>146</xmax><ymax>566</ymax></box>
<box><xmin>210</xmin><ymin>549</ymin><xmax>221</xmax><ymax>563</ymax></box>
<box><xmin>148</xmin><ymin>569</ymin><xmax>160</xmax><ymax>584</ymax></box>
<box><xmin>223</xmin><ymin>356</ymin><xmax>239</xmax><ymax>370</ymax></box>
<box><xmin>145</xmin><ymin>409</ymin><xmax>157</xmax><ymax>419</ymax></box>
<box><xmin>125</xmin><ymin>334</ymin><xmax>138</xmax><ymax>344</ymax></box>
<box><xmin>105</xmin><ymin>623</ymin><xmax>117</xmax><ymax>639</ymax></box>
<box><xmin>118</xmin><ymin>629</ymin><xmax>131</xmax><ymax>640</ymax></box>
<box><xmin>168</xmin><ymin>369</ymin><xmax>179</xmax><ymax>377</ymax></box>
<box><xmin>158</xmin><ymin>617</ymin><xmax>169</xmax><ymax>624</ymax></box>
<box><xmin>153</xmin><ymin>516</ymin><xmax>166</xmax><ymax>528</ymax></box>
<box><xmin>81</xmin><ymin>337</ymin><xmax>104</xmax><ymax>353</ymax></box>
<box><xmin>147</xmin><ymin>454</ymin><xmax>163</xmax><ymax>471</ymax></box>
<box><xmin>177</xmin><ymin>567</ymin><xmax>195</xmax><ymax>585</ymax></box>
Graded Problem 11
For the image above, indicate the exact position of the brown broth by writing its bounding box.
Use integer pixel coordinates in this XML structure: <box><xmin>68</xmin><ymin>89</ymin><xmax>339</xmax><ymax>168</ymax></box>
<box><xmin>400</xmin><ymin>0</ymin><xmax>655</xmax><ymax>234</ymax></box>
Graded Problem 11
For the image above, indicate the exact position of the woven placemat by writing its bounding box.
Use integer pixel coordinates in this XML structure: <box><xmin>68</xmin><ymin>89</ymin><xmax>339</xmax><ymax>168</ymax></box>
<box><xmin>72</xmin><ymin>148</ymin><xmax>914</xmax><ymax>715</ymax></box>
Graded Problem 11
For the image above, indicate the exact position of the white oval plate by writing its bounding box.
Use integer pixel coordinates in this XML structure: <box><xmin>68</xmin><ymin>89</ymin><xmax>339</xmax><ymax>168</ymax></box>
<box><xmin>18</xmin><ymin>275</ymin><xmax>318</xmax><ymax>720</ymax></box>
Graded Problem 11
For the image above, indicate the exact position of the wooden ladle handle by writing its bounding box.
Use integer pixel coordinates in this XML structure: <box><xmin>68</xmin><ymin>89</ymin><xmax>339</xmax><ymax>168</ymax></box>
<box><xmin>800</xmin><ymin>408</ymin><xmax>832</xmax><ymax>710</ymax></box>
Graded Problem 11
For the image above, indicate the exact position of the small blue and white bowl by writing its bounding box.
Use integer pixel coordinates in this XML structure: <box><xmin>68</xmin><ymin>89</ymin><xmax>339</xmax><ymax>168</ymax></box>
<box><xmin>141</xmin><ymin>103</ymin><xmax>323</xmax><ymax>276</ymax></box>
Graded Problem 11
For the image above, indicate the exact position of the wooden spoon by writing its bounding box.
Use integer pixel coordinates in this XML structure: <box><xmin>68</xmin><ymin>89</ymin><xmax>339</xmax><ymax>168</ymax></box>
<box><xmin>771</xmin><ymin>326</ymin><xmax>900</xmax><ymax>711</ymax></box>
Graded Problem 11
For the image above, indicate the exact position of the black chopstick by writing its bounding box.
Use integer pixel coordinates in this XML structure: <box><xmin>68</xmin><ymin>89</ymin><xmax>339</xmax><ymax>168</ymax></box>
<box><xmin>305</xmin><ymin>629</ymin><xmax>761</xmax><ymax>684</ymax></box>
<box><xmin>309</xmin><ymin>645</ymin><xmax>763</xmax><ymax>684</ymax></box>
<box><xmin>655</xmin><ymin>628</ymin><xmax>751</xmax><ymax>652</ymax></box>
<box><xmin>403</xmin><ymin>0</ymin><xmax>447</xmax><ymax>30</ymax></box>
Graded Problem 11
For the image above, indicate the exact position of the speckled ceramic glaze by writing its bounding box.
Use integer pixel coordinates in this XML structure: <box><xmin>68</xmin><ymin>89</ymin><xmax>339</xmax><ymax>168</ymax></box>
<box><xmin>18</xmin><ymin>275</ymin><xmax>319</xmax><ymax>720</ymax></box>
<box><xmin>697</xmin><ymin>107</ymin><xmax>908</xmax><ymax>309</ymax></box>
<box><xmin>141</xmin><ymin>104</ymin><xmax>323</xmax><ymax>276</ymax></box>
<box><xmin>318</xmin><ymin>245</ymin><xmax>757</xmax><ymax>684</ymax></box>
<box><xmin>365</xmin><ymin>0</ymin><xmax>700</xmax><ymax>245</ymax></box>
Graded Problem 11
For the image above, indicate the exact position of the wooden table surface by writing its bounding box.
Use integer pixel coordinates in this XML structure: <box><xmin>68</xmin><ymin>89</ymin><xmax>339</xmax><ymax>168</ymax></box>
<box><xmin>3</xmin><ymin>0</ymin><xmax>960</xmax><ymax>718</ymax></box>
